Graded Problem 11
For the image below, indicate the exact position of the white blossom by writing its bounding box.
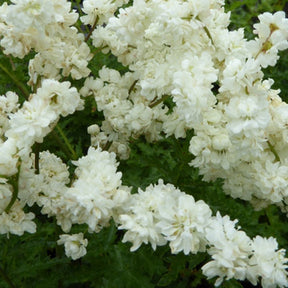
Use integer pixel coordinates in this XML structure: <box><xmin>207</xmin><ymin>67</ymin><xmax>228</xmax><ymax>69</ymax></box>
<box><xmin>57</xmin><ymin>233</ymin><xmax>88</xmax><ymax>260</ymax></box>
<box><xmin>202</xmin><ymin>213</ymin><xmax>252</xmax><ymax>286</ymax></box>
<box><xmin>0</xmin><ymin>200</ymin><xmax>36</xmax><ymax>236</ymax></box>
<box><xmin>247</xmin><ymin>236</ymin><xmax>288</xmax><ymax>288</ymax></box>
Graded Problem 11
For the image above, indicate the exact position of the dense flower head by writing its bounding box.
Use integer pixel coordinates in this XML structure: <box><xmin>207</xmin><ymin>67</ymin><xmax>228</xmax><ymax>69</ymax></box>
<box><xmin>118</xmin><ymin>180</ymin><xmax>179</xmax><ymax>251</ymax></box>
<box><xmin>80</xmin><ymin>67</ymin><xmax>167</xmax><ymax>159</ymax></box>
<box><xmin>81</xmin><ymin>0</ymin><xmax>129</xmax><ymax>25</ymax></box>
<box><xmin>4</xmin><ymin>79</ymin><xmax>82</xmax><ymax>156</ymax></box>
<box><xmin>254</xmin><ymin>11</ymin><xmax>288</xmax><ymax>47</ymax></box>
<box><xmin>50</xmin><ymin>147</ymin><xmax>130</xmax><ymax>233</ymax></box>
<box><xmin>247</xmin><ymin>236</ymin><xmax>288</xmax><ymax>288</ymax></box>
<box><xmin>0</xmin><ymin>138</ymin><xmax>19</xmax><ymax>176</ymax></box>
<box><xmin>0</xmin><ymin>0</ymin><xmax>92</xmax><ymax>82</ymax></box>
<box><xmin>119</xmin><ymin>180</ymin><xmax>209</xmax><ymax>254</ymax></box>
<box><xmin>202</xmin><ymin>214</ymin><xmax>288</xmax><ymax>287</ymax></box>
<box><xmin>119</xmin><ymin>181</ymin><xmax>288</xmax><ymax>287</ymax></box>
<box><xmin>0</xmin><ymin>0</ymin><xmax>78</xmax><ymax>58</ymax></box>
<box><xmin>18</xmin><ymin>151</ymin><xmax>69</xmax><ymax>208</ymax></box>
<box><xmin>202</xmin><ymin>213</ymin><xmax>252</xmax><ymax>286</ymax></box>
<box><xmin>157</xmin><ymin>195</ymin><xmax>212</xmax><ymax>255</ymax></box>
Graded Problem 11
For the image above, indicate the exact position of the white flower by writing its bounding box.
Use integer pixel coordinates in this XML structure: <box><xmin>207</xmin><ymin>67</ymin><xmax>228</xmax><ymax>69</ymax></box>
<box><xmin>38</xmin><ymin>151</ymin><xmax>70</xmax><ymax>185</ymax></box>
<box><xmin>4</xmin><ymin>79</ymin><xmax>83</xmax><ymax>156</ymax></box>
<box><xmin>247</xmin><ymin>236</ymin><xmax>288</xmax><ymax>288</ymax></box>
<box><xmin>0</xmin><ymin>91</ymin><xmax>19</xmax><ymax>135</ymax></box>
<box><xmin>118</xmin><ymin>180</ymin><xmax>174</xmax><ymax>251</ymax></box>
<box><xmin>0</xmin><ymin>0</ymin><xmax>78</xmax><ymax>57</ymax></box>
<box><xmin>5</xmin><ymin>96</ymin><xmax>56</xmax><ymax>151</ymax></box>
<box><xmin>247</xmin><ymin>39</ymin><xmax>280</xmax><ymax>68</ymax></box>
<box><xmin>171</xmin><ymin>53</ymin><xmax>218</xmax><ymax>126</ymax></box>
<box><xmin>157</xmin><ymin>195</ymin><xmax>211</xmax><ymax>255</ymax></box>
<box><xmin>36</xmin><ymin>79</ymin><xmax>84</xmax><ymax>117</ymax></box>
<box><xmin>81</xmin><ymin>0</ymin><xmax>128</xmax><ymax>25</ymax></box>
<box><xmin>225</xmin><ymin>94</ymin><xmax>270</xmax><ymax>137</ymax></box>
<box><xmin>247</xmin><ymin>12</ymin><xmax>288</xmax><ymax>68</ymax></box>
<box><xmin>119</xmin><ymin>180</ymin><xmax>185</xmax><ymax>251</ymax></box>
<box><xmin>120</xmin><ymin>210</ymin><xmax>166</xmax><ymax>252</ymax></box>
<box><xmin>0</xmin><ymin>200</ymin><xmax>36</xmax><ymax>236</ymax></box>
<box><xmin>57</xmin><ymin>233</ymin><xmax>88</xmax><ymax>260</ymax></box>
<box><xmin>250</xmin><ymin>160</ymin><xmax>288</xmax><ymax>203</ymax></box>
<box><xmin>53</xmin><ymin>147</ymin><xmax>125</xmax><ymax>232</ymax></box>
<box><xmin>0</xmin><ymin>91</ymin><xmax>19</xmax><ymax>115</ymax></box>
<box><xmin>220</xmin><ymin>58</ymin><xmax>263</xmax><ymax>95</ymax></box>
<box><xmin>254</xmin><ymin>12</ymin><xmax>288</xmax><ymax>47</ymax></box>
<box><xmin>202</xmin><ymin>213</ymin><xmax>252</xmax><ymax>286</ymax></box>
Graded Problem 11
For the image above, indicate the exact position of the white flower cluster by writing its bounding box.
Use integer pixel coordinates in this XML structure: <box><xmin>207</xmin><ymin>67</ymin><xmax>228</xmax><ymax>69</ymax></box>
<box><xmin>0</xmin><ymin>197</ymin><xmax>36</xmax><ymax>236</ymax></box>
<box><xmin>119</xmin><ymin>180</ymin><xmax>288</xmax><ymax>288</ymax></box>
<box><xmin>83</xmin><ymin>0</ymin><xmax>288</xmax><ymax>210</ymax></box>
<box><xmin>0</xmin><ymin>79</ymin><xmax>83</xmax><ymax>236</ymax></box>
<box><xmin>0</xmin><ymin>0</ymin><xmax>288</xmax><ymax>285</ymax></box>
<box><xmin>81</xmin><ymin>67</ymin><xmax>167</xmax><ymax>159</ymax></box>
<box><xmin>89</xmin><ymin>0</ymin><xmax>224</xmax><ymax>137</ymax></box>
<box><xmin>0</xmin><ymin>0</ymin><xmax>92</xmax><ymax>82</ymax></box>
<box><xmin>18</xmin><ymin>146</ymin><xmax>130</xmax><ymax>260</ymax></box>
<box><xmin>19</xmin><ymin>147</ymin><xmax>130</xmax><ymax>233</ymax></box>
<box><xmin>118</xmin><ymin>180</ymin><xmax>211</xmax><ymax>253</ymax></box>
<box><xmin>81</xmin><ymin>0</ymin><xmax>129</xmax><ymax>26</ymax></box>
<box><xmin>57</xmin><ymin>147</ymin><xmax>130</xmax><ymax>233</ymax></box>
<box><xmin>3</xmin><ymin>79</ymin><xmax>83</xmax><ymax>157</ymax></box>
<box><xmin>203</xmin><ymin>215</ymin><xmax>288</xmax><ymax>288</ymax></box>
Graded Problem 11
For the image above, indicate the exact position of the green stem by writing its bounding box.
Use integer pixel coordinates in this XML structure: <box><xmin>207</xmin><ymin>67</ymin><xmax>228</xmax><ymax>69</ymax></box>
<box><xmin>0</xmin><ymin>264</ymin><xmax>16</xmax><ymax>288</ymax></box>
<box><xmin>195</xmin><ymin>16</ymin><xmax>214</xmax><ymax>45</ymax></box>
<box><xmin>149</xmin><ymin>94</ymin><xmax>170</xmax><ymax>108</ymax></box>
<box><xmin>50</xmin><ymin>130</ymin><xmax>72</xmax><ymax>160</ymax></box>
<box><xmin>91</xmin><ymin>46</ymin><xmax>109</xmax><ymax>55</ymax></box>
<box><xmin>34</xmin><ymin>143</ymin><xmax>40</xmax><ymax>174</ymax></box>
<box><xmin>128</xmin><ymin>80</ymin><xmax>138</xmax><ymax>95</ymax></box>
<box><xmin>0</xmin><ymin>62</ymin><xmax>30</xmax><ymax>99</ymax></box>
<box><xmin>55</xmin><ymin>125</ymin><xmax>78</xmax><ymax>160</ymax></box>
<box><xmin>72</xmin><ymin>0</ymin><xmax>84</xmax><ymax>17</ymax></box>
<box><xmin>203</xmin><ymin>26</ymin><xmax>214</xmax><ymax>45</ymax></box>
<box><xmin>103</xmin><ymin>141</ymin><xmax>112</xmax><ymax>151</ymax></box>
<box><xmin>69</xmin><ymin>0</ymin><xmax>88</xmax><ymax>34</ymax></box>
<box><xmin>7</xmin><ymin>54</ymin><xmax>16</xmax><ymax>71</ymax></box>
<box><xmin>173</xmin><ymin>130</ymin><xmax>194</xmax><ymax>185</ymax></box>
<box><xmin>255</xmin><ymin>30</ymin><xmax>273</xmax><ymax>59</ymax></box>
<box><xmin>267</xmin><ymin>140</ymin><xmax>280</xmax><ymax>162</ymax></box>
<box><xmin>85</xmin><ymin>16</ymin><xmax>99</xmax><ymax>42</ymax></box>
